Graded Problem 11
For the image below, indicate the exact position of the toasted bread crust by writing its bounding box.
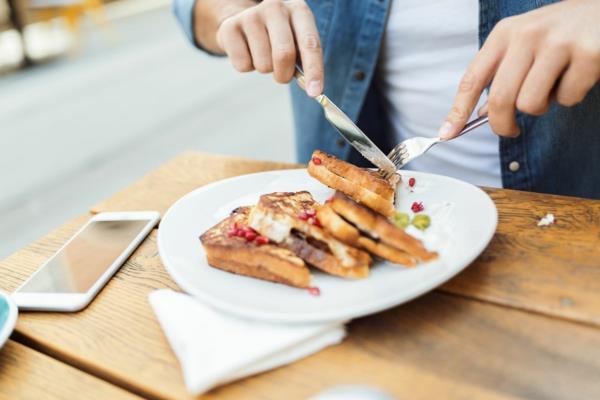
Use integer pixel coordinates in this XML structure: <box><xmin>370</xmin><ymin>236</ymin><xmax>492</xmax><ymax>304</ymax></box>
<box><xmin>311</xmin><ymin>150</ymin><xmax>395</xmax><ymax>200</ymax></box>
<box><xmin>200</xmin><ymin>207</ymin><xmax>311</xmax><ymax>288</ymax></box>
<box><xmin>206</xmin><ymin>254</ymin><xmax>310</xmax><ymax>288</ymax></box>
<box><xmin>317</xmin><ymin>204</ymin><xmax>361</xmax><ymax>243</ymax></box>
<box><xmin>249</xmin><ymin>192</ymin><xmax>372</xmax><ymax>270</ymax></box>
<box><xmin>318</xmin><ymin>204</ymin><xmax>417</xmax><ymax>266</ymax></box>
<box><xmin>308</xmin><ymin>160</ymin><xmax>395</xmax><ymax>217</ymax></box>
<box><xmin>331</xmin><ymin>192</ymin><xmax>438</xmax><ymax>262</ymax></box>
<box><xmin>284</xmin><ymin>234</ymin><xmax>368</xmax><ymax>279</ymax></box>
<box><xmin>356</xmin><ymin>237</ymin><xmax>417</xmax><ymax>267</ymax></box>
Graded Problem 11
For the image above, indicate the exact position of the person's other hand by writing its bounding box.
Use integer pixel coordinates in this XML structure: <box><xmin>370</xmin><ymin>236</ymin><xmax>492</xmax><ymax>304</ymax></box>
<box><xmin>216</xmin><ymin>0</ymin><xmax>324</xmax><ymax>97</ymax></box>
<box><xmin>439</xmin><ymin>0</ymin><xmax>600</xmax><ymax>139</ymax></box>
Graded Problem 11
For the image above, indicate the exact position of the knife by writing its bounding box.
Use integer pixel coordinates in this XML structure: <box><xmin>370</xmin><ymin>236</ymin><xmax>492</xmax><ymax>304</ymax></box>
<box><xmin>294</xmin><ymin>66</ymin><xmax>397</xmax><ymax>179</ymax></box>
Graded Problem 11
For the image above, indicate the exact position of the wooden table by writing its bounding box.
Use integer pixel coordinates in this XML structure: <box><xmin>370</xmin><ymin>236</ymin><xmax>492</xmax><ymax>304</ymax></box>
<box><xmin>1</xmin><ymin>151</ymin><xmax>599</xmax><ymax>399</ymax></box>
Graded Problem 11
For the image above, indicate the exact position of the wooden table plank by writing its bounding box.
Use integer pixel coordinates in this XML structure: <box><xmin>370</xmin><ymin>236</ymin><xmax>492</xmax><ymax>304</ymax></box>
<box><xmin>1</xmin><ymin>218</ymin><xmax>600</xmax><ymax>399</ymax></box>
<box><xmin>442</xmin><ymin>188</ymin><xmax>600</xmax><ymax>325</ymax></box>
<box><xmin>0</xmin><ymin>340</ymin><xmax>141</xmax><ymax>400</ymax></box>
<box><xmin>91</xmin><ymin>151</ymin><xmax>600</xmax><ymax>327</ymax></box>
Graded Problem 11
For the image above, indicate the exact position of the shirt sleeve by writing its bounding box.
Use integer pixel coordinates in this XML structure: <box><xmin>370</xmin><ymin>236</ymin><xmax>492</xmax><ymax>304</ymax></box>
<box><xmin>172</xmin><ymin>0</ymin><xmax>199</xmax><ymax>48</ymax></box>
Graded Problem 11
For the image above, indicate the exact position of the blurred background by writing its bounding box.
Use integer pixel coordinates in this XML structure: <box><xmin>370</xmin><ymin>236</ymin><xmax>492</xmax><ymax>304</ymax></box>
<box><xmin>0</xmin><ymin>0</ymin><xmax>294</xmax><ymax>259</ymax></box>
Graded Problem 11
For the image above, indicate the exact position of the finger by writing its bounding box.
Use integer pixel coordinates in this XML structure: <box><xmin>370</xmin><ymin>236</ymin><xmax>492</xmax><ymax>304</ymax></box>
<box><xmin>241</xmin><ymin>12</ymin><xmax>273</xmax><ymax>73</ymax></box>
<box><xmin>288</xmin><ymin>1</ymin><xmax>324</xmax><ymax>97</ymax></box>
<box><xmin>218</xmin><ymin>20</ymin><xmax>253</xmax><ymax>72</ymax></box>
<box><xmin>487</xmin><ymin>45</ymin><xmax>534</xmax><ymax>137</ymax></box>
<box><xmin>555</xmin><ymin>57</ymin><xmax>600</xmax><ymax>107</ymax></box>
<box><xmin>264</xmin><ymin>6</ymin><xmax>296</xmax><ymax>83</ymax></box>
<box><xmin>516</xmin><ymin>50</ymin><xmax>569</xmax><ymax>115</ymax></box>
<box><xmin>439</xmin><ymin>40</ymin><xmax>503</xmax><ymax>140</ymax></box>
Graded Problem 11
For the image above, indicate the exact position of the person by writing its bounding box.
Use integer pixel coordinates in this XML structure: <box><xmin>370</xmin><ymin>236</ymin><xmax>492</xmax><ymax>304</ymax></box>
<box><xmin>172</xmin><ymin>0</ymin><xmax>600</xmax><ymax>198</ymax></box>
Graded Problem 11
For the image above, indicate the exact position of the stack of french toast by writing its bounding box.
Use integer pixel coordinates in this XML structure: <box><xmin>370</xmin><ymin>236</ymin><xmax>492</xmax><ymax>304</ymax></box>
<box><xmin>200</xmin><ymin>150</ymin><xmax>438</xmax><ymax>289</ymax></box>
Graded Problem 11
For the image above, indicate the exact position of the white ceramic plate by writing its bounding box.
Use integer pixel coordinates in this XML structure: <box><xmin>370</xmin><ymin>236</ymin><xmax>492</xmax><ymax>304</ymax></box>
<box><xmin>0</xmin><ymin>291</ymin><xmax>18</xmax><ymax>350</ymax></box>
<box><xmin>158</xmin><ymin>169</ymin><xmax>497</xmax><ymax>323</ymax></box>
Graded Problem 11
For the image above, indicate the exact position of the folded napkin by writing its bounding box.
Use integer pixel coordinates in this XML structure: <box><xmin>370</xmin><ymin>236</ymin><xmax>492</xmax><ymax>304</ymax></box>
<box><xmin>149</xmin><ymin>289</ymin><xmax>346</xmax><ymax>395</ymax></box>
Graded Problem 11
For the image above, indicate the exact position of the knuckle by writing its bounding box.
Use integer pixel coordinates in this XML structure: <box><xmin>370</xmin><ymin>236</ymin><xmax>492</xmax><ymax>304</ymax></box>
<box><xmin>288</xmin><ymin>0</ymin><xmax>309</xmax><ymax>12</ymax></box>
<box><xmin>488</xmin><ymin>91</ymin><xmax>512</xmax><ymax>111</ymax></box>
<box><xmin>517</xmin><ymin>23</ymin><xmax>542</xmax><ymax>40</ymax></box>
<box><xmin>546</xmin><ymin>36</ymin><xmax>570</xmax><ymax>54</ymax></box>
<box><xmin>241</xmin><ymin>10</ymin><xmax>261</xmax><ymax>28</ymax></box>
<box><xmin>494</xmin><ymin>17</ymin><xmax>514</xmax><ymax>35</ymax></box>
<box><xmin>254</xmin><ymin>59</ymin><xmax>273</xmax><ymax>73</ymax></box>
<box><xmin>232</xmin><ymin>57</ymin><xmax>253</xmax><ymax>72</ymax></box>
<box><xmin>273</xmin><ymin>43</ymin><xmax>295</xmax><ymax>64</ymax></box>
<box><xmin>575</xmin><ymin>43</ymin><xmax>600</xmax><ymax>64</ymax></box>
<box><xmin>447</xmin><ymin>106</ymin><xmax>469</xmax><ymax>122</ymax></box>
<box><xmin>490</xmin><ymin>120</ymin><xmax>518</xmax><ymax>138</ymax></box>
<box><xmin>458</xmin><ymin>71</ymin><xmax>478</xmax><ymax>93</ymax></box>
<box><xmin>302</xmin><ymin>33</ymin><xmax>321</xmax><ymax>51</ymax></box>
<box><xmin>516</xmin><ymin>96</ymin><xmax>547</xmax><ymax>116</ymax></box>
<box><xmin>273</xmin><ymin>68</ymin><xmax>294</xmax><ymax>84</ymax></box>
<box><xmin>556</xmin><ymin>90</ymin><xmax>583</xmax><ymax>107</ymax></box>
<box><xmin>262</xmin><ymin>0</ymin><xmax>284</xmax><ymax>12</ymax></box>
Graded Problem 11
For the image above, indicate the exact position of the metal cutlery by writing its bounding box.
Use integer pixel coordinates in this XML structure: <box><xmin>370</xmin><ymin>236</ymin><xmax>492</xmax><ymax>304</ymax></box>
<box><xmin>293</xmin><ymin>66</ymin><xmax>397</xmax><ymax>180</ymax></box>
<box><xmin>385</xmin><ymin>115</ymin><xmax>490</xmax><ymax>171</ymax></box>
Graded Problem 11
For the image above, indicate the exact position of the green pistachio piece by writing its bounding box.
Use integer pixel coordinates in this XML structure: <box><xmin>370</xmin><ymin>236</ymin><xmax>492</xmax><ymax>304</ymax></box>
<box><xmin>392</xmin><ymin>212</ymin><xmax>410</xmax><ymax>229</ymax></box>
<box><xmin>411</xmin><ymin>214</ymin><xmax>431</xmax><ymax>230</ymax></box>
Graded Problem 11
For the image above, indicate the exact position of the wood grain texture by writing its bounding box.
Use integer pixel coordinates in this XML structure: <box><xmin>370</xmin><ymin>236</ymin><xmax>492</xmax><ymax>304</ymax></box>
<box><xmin>0</xmin><ymin>340</ymin><xmax>141</xmax><ymax>400</ymax></box>
<box><xmin>91</xmin><ymin>151</ymin><xmax>600</xmax><ymax>326</ymax></box>
<box><xmin>442</xmin><ymin>188</ymin><xmax>600</xmax><ymax>325</ymax></box>
<box><xmin>2</xmin><ymin>151</ymin><xmax>600</xmax><ymax>399</ymax></box>
<box><xmin>91</xmin><ymin>151</ymin><xmax>302</xmax><ymax>215</ymax></box>
<box><xmin>1</xmin><ymin>218</ymin><xmax>600</xmax><ymax>399</ymax></box>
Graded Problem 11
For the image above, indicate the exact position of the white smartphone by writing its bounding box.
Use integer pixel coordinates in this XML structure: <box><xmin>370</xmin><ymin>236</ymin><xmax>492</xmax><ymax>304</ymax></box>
<box><xmin>12</xmin><ymin>211</ymin><xmax>160</xmax><ymax>312</ymax></box>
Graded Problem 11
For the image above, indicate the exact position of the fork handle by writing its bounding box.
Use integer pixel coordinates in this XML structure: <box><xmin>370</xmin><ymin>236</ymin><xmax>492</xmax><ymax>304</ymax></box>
<box><xmin>456</xmin><ymin>115</ymin><xmax>489</xmax><ymax>137</ymax></box>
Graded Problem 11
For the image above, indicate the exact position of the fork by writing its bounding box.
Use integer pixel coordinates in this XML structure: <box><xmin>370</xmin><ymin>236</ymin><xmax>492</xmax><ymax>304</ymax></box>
<box><xmin>383</xmin><ymin>116</ymin><xmax>489</xmax><ymax>171</ymax></box>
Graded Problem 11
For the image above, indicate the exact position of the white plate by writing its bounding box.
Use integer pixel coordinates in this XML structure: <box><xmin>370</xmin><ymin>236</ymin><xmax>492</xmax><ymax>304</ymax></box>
<box><xmin>0</xmin><ymin>291</ymin><xmax>18</xmax><ymax>350</ymax></box>
<box><xmin>158</xmin><ymin>169</ymin><xmax>497</xmax><ymax>324</ymax></box>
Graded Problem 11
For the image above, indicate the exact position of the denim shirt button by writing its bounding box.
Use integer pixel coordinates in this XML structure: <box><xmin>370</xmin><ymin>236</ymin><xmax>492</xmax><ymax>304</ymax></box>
<box><xmin>354</xmin><ymin>71</ymin><xmax>366</xmax><ymax>81</ymax></box>
<box><xmin>336</xmin><ymin>138</ymin><xmax>346</xmax><ymax>148</ymax></box>
<box><xmin>509</xmin><ymin>161</ymin><xmax>520</xmax><ymax>172</ymax></box>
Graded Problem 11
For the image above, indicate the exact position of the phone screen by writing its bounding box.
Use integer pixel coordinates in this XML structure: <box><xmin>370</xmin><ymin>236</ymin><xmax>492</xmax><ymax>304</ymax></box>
<box><xmin>18</xmin><ymin>219</ymin><xmax>150</xmax><ymax>294</ymax></box>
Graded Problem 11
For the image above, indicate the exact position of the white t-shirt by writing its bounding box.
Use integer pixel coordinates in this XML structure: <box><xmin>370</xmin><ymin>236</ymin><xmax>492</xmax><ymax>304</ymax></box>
<box><xmin>378</xmin><ymin>0</ymin><xmax>502</xmax><ymax>187</ymax></box>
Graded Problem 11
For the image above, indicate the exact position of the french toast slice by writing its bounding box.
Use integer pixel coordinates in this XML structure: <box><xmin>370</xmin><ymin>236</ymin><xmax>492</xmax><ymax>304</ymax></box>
<box><xmin>200</xmin><ymin>207</ymin><xmax>311</xmax><ymax>288</ymax></box>
<box><xmin>318</xmin><ymin>204</ymin><xmax>417</xmax><ymax>266</ymax></box>
<box><xmin>248</xmin><ymin>191</ymin><xmax>370</xmax><ymax>278</ymax></box>
<box><xmin>307</xmin><ymin>150</ymin><xmax>398</xmax><ymax>217</ymax></box>
<box><xmin>329</xmin><ymin>192</ymin><xmax>438</xmax><ymax>262</ymax></box>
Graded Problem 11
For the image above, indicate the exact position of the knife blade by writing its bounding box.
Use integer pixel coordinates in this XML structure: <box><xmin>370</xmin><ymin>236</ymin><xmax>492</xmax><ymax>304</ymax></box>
<box><xmin>294</xmin><ymin>67</ymin><xmax>397</xmax><ymax>177</ymax></box>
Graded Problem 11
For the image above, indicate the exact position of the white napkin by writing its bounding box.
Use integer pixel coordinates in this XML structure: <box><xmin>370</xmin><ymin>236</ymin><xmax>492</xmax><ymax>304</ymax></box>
<box><xmin>149</xmin><ymin>289</ymin><xmax>346</xmax><ymax>395</ymax></box>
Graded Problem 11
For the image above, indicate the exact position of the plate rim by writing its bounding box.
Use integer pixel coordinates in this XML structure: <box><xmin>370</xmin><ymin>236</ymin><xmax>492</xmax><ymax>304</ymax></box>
<box><xmin>158</xmin><ymin>168</ymin><xmax>497</xmax><ymax>323</ymax></box>
<box><xmin>0</xmin><ymin>291</ymin><xmax>18</xmax><ymax>349</ymax></box>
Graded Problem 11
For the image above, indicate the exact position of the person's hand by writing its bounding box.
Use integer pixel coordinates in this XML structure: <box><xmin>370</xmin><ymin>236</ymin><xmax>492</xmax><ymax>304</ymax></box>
<box><xmin>439</xmin><ymin>0</ymin><xmax>600</xmax><ymax>139</ymax></box>
<box><xmin>215</xmin><ymin>0</ymin><xmax>324</xmax><ymax>97</ymax></box>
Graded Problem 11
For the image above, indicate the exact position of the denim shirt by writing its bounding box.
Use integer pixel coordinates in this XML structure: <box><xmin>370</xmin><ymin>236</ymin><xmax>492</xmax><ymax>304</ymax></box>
<box><xmin>173</xmin><ymin>0</ymin><xmax>600</xmax><ymax>199</ymax></box>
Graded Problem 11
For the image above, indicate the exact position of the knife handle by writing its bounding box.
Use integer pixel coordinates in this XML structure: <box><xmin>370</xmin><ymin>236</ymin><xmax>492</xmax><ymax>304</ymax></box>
<box><xmin>294</xmin><ymin>64</ymin><xmax>307</xmax><ymax>91</ymax></box>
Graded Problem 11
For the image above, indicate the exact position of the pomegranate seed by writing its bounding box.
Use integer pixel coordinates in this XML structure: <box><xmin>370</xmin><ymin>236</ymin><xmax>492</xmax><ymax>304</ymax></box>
<box><xmin>255</xmin><ymin>236</ymin><xmax>270</xmax><ymax>245</ymax></box>
<box><xmin>411</xmin><ymin>201</ymin><xmax>424</xmax><ymax>213</ymax></box>
<box><xmin>227</xmin><ymin>229</ymin><xmax>236</xmax><ymax>238</ymax></box>
<box><xmin>298</xmin><ymin>211</ymin><xmax>309</xmax><ymax>221</ymax></box>
<box><xmin>244</xmin><ymin>231</ymin><xmax>257</xmax><ymax>241</ymax></box>
<box><xmin>308</xmin><ymin>286</ymin><xmax>321</xmax><ymax>296</ymax></box>
<box><xmin>312</xmin><ymin>156</ymin><xmax>322</xmax><ymax>165</ymax></box>
<box><xmin>306</xmin><ymin>209</ymin><xmax>316</xmax><ymax>217</ymax></box>
<box><xmin>235</xmin><ymin>228</ymin><xmax>245</xmax><ymax>237</ymax></box>
<box><xmin>408</xmin><ymin>177</ymin><xmax>416</xmax><ymax>188</ymax></box>
<box><xmin>313</xmin><ymin>217</ymin><xmax>323</xmax><ymax>228</ymax></box>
